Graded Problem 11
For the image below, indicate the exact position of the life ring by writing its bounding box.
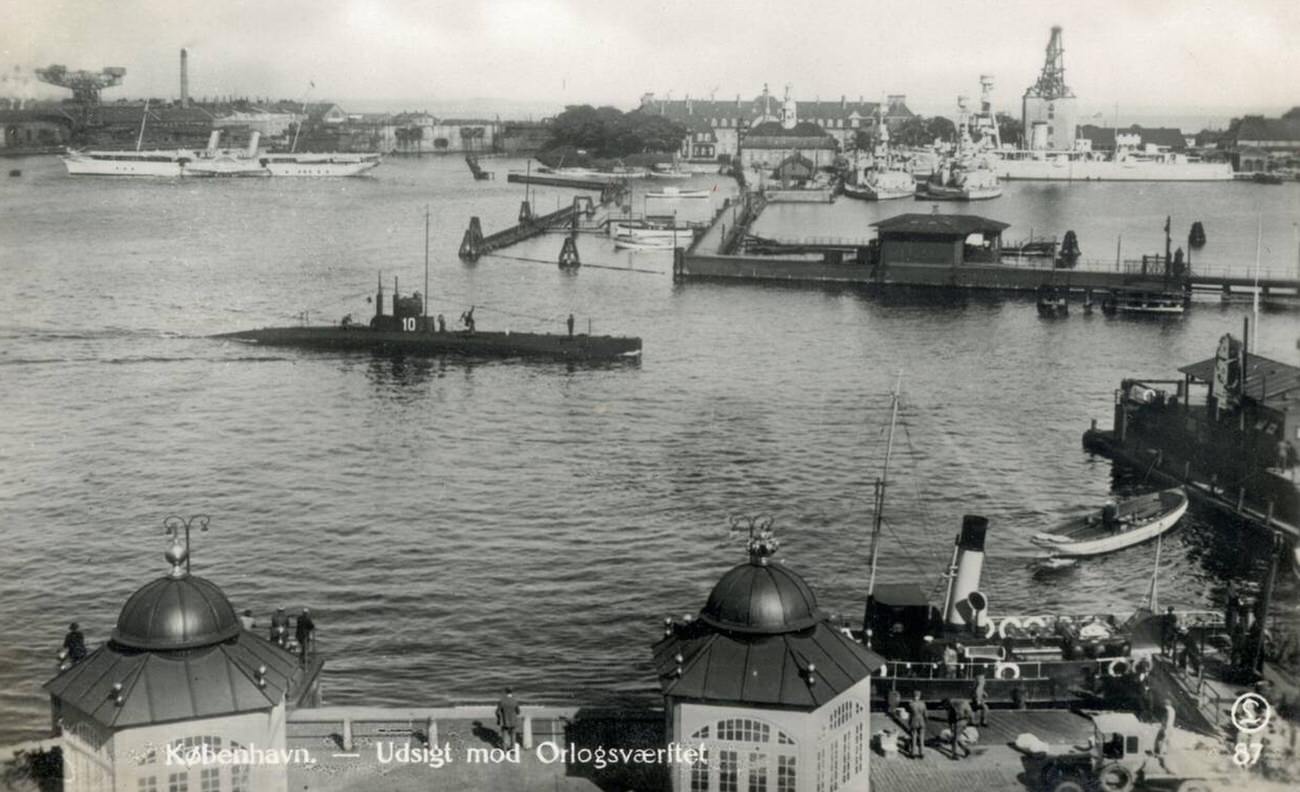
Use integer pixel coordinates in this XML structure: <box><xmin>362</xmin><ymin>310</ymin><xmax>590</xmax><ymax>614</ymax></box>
<box><xmin>1107</xmin><ymin>658</ymin><xmax>1130</xmax><ymax>678</ymax></box>
<box><xmin>1022</xmin><ymin>616</ymin><xmax>1048</xmax><ymax>636</ymax></box>
<box><xmin>999</xmin><ymin>617</ymin><xmax>1023</xmax><ymax>639</ymax></box>
<box><xmin>994</xmin><ymin>661</ymin><xmax>1021</xmax><ymax>680</ymax></box>
<box><xmin>983</xmin><ymin>619</ymin><xmax>997</xmax><ymax>640</ymax></box>
<box><xmin>1098</xmin><ymin>762</ymin><xmax>1135</xmax><ymax>792</ymax></box>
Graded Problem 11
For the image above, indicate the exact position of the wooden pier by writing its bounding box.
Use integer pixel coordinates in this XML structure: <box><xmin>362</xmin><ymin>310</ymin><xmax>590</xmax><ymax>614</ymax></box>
<box><xmin>460</xmin><ymin>182</ymin><xmax>631</xmax><ymax>262</ymax></box>
<box><xmin>506</xmin><ymin>172</ymin><xmax>624</xmax><ymax>190</ymax></box>
<box><xmin>678</xmin><ymin>196</ymin><xmax>1300</xmax><ymax>299</ymax></box>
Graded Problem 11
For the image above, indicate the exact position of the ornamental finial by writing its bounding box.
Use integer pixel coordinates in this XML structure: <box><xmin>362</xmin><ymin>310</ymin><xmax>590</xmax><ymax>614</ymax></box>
<box><xmin>731</xmin><ymin>515</ymin><xmax>779</xmax><ymax>565</ymax></box>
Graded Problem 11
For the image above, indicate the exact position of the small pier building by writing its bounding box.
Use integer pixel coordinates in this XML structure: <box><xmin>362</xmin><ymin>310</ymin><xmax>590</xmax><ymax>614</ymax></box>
<box><xmin>44</xmin><ymin>540</ymin><xmax>322</xmax><ymax>792</ymax></box>
<box><xmin>653</xmin><ymin>530</ymin><xmax>883</xmax><ymax>792</ymax></box>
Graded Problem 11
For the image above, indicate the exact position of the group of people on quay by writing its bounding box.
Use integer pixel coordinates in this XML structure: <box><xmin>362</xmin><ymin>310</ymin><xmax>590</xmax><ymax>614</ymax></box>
<box><xmin>889</xmin><ymin>675</ymin><xmax>991</xmax><ymax>761</ymax></box>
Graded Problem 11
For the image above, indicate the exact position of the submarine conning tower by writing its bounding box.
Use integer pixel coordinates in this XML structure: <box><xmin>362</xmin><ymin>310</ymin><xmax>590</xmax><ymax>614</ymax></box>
<box><xmin>941</xmin><ymin>514</ymin><xmax>989</xmax><ymax>629</ymax></box>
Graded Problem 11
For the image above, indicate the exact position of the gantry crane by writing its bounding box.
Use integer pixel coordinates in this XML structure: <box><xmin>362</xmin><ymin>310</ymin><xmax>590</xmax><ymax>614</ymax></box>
<box><xmin>34</xmin><ymin>64</ymin><xmax>126</xmax><ymax>125</ymax></box>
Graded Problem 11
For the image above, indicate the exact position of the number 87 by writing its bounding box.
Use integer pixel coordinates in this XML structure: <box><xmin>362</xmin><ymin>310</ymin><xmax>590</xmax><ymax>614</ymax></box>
<box><xmin>1233</xmin><ymin>741</ymin><xmax>1262</xmax><ymax>766</ymax></box>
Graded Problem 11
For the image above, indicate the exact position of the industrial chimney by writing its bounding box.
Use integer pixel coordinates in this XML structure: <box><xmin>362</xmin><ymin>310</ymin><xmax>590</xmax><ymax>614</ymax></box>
<box><xmin>180</xmin><ymin>48</ymin><xmax>189</xmax><ymax>107</ymax></box>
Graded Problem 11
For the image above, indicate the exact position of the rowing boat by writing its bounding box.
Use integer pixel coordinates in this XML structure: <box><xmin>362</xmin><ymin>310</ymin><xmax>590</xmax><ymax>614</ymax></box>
<box><xmin>1031</xmin><ymin>488</ymin><xmax>1189</xmax><ymax>557</ymax></box>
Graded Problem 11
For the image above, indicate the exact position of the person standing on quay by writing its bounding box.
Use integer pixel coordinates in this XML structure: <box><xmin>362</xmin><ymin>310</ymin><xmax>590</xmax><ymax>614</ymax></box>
<box><xmin>62</xmin><ymin>623</ymin><xmax>87</xmax><ymax>665</ymax></box>
<box><xmin>907</xmin><ymin>690</ymin><xmax>928</xmax><ymax>759</ymax></box>
<box><xmin>972</xmin><ymin>673</ymin><xmax>990</xmax><ymax>727</ymax></box>
<box><xmin>271</xmin><ymin>607</ymin><xmax>290</xmax><ymax>648</ymax></box>
<box><xmin>295</xmin><ymin>608</ymin><xmax>315</xmax><ymax>663</ymax></box>
<box><xmin>949</xmin><ymin>698</ymin><xmax>974</xmax><ymax>759</ymax></box>
<box><xmin>496</xmin><ymin>687</ymin><xmax>521</xmax><ymax>748</ymax></box>
<box><xmin>567</xmin><ymin>313</ymin><xmax>575</xmax><ymax>337</ymax></box>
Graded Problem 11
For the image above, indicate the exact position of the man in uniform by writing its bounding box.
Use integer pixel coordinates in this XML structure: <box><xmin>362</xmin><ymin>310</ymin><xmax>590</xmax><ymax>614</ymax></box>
<box><xmin>496</xmin><ymin>687</ymin><xmax>521</xmax><ymax>748</ymax></box>
<box><xmin>949</xmin><ymin>697</ymin><xmax>974</xmax><ymax>759</ymax></box>
<box><xmin>972</xmin><ymin>673</ymin><xmax>990</xmax><ymax>727</ymax></box>
<box><xmin>62</xmin><ymin>623</ymin><xmax>87</xmax><ymax>665</ymax></box>
<box><xmin>907</xmin><ymin>690</ymin><xmax>928</xmax><ymax>759</ymax></box>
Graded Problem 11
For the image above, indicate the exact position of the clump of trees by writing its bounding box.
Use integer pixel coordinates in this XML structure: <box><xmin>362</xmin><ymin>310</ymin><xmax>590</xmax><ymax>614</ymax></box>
<box><xmin>540</xmin><ymin>105</ymin><xmax>686</xmax><ymax>165</ymax></box>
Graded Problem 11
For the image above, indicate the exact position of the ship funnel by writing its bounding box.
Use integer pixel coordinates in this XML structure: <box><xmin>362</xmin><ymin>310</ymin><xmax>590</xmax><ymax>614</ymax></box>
<box><xmin>206</xmin><ymin>129</ymin><xmax>221</xmax><ymax>154</ymax></box>
<box><xmin>942</xmin><ymin>515</ymin><xmax>989</xmax><ymax>628</ymax></box>
<box><xmin>245</xmin><ymin>131</ymin><xmax>260</xmax><ymax>158</ymax></box>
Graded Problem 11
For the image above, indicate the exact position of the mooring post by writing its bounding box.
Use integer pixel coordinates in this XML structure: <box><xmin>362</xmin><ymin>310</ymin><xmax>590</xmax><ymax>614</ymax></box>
<box><xmin>425</xmin><ymin>717</ymin><xmax>437</xmax><ymax>747</ymax></box>
<box><xmin>518</xmin><ymin>200</ymin><xmax>533</xmax><ymax>225</ymax></box>
<box><xmin>341</xmin><ymin>718</ymin><xmax>353</xmax><ymax>752</ymax></box>
<box><xmin>558</xmin><ymin>235</ymin><xmax>580</xmax><ymax>269</ymax></box>
<box><xmin>458</xmin><ymin>217</ymin><xmax>484</xmax><ymax>261</ymax></box>
<box><xmin>522</xmin><ymin>716</ymin><xmax>534</xmax><ymax>750</ymax></box>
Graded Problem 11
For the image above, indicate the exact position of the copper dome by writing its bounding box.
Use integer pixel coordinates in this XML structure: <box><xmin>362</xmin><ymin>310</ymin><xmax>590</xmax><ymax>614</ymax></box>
<box><xmin>699</xmin><ymin>560</ymin><xmax>821</xmax><ymax>634</ymax></box>
<box><xmin>111</xmin><ymin>575</ymin><xmax>242</xmax><ymax>651</ymax></box>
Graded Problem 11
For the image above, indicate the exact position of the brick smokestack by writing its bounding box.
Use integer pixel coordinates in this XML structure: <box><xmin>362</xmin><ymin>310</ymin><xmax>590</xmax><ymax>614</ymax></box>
<box><xmin>180</xmin><ymin>48</ymin><xmax>189</xmax><ymax>107</ymax></box>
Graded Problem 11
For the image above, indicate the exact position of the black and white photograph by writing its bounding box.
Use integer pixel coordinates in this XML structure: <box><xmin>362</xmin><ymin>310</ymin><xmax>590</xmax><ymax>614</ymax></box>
<box><xmin>1</xmin><ymin>1</ymin><xmax>1298</xmax><ymax>790</ymax></box>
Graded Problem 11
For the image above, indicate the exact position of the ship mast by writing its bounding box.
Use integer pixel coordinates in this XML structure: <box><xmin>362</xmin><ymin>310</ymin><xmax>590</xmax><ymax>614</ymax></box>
<box><xmin>424</xmin><ymin>204</ymin><xmax>430</xmax><ymax>328</ymax></box>
<box><xmin>865</xmin><ymin>370</ymin><xmax>903</xmax><ymax>649</ymax></box>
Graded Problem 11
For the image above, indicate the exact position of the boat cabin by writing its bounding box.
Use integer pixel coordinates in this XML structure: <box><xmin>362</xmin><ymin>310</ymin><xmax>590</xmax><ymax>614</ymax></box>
<box><xmin>871</xmin><ymin>213</ymin><xmax>1009</xmax><ymax>267</ymax></box>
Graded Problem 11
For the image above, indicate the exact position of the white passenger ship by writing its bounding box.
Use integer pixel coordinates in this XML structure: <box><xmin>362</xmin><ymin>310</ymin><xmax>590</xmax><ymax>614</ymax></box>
<box><xmin>988</xmin><ymin>150</ymin><xmax>1233</xmax><ymax>181</ymax></box>
<box><xmin>62</xmin><ymin>131</ymin><xmax>380</xmax><ymax>178</ymax></box>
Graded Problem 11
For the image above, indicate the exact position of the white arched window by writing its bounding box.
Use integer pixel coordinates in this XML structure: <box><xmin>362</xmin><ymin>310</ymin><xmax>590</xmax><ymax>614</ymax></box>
<box><xmin>818</xmin><ymin>700</ymin><xmax>867</xmax><ymax>792</ymax></box>
<box><xmin>684</xmin><ymin>717</ymin><xmax>797</xmax><ymax>792</ymax></box>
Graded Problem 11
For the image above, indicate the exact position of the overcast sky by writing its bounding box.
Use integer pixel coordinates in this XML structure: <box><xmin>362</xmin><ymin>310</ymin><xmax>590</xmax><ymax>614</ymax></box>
<box><xmin>4</xmin><ymin>0</ymin><xmax>1298</xmax><ymax>122</ymax></box>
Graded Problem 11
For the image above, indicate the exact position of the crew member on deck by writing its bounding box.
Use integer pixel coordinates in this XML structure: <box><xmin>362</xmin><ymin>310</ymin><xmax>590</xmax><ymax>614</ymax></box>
<box><xmin>239</xmin><ymin>609</ymin><xmax>256</xmax><ymax>631</ymax></box>
<box><xmin>949</xmin><ymin>697</ymin><xmax>974</xmax><ymax>759</ymax></box>
<box><xmin>461</xmin><ymin>306</ymin><xmax>476</xmax><ymax>333</ymax></box>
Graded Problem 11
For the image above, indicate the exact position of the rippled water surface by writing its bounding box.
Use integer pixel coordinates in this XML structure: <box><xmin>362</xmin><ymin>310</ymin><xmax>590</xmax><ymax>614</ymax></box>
<box><xmin>0</xmin><ymin>156</ymin><xmax>1297</xmax><ymax>742</ymax></box>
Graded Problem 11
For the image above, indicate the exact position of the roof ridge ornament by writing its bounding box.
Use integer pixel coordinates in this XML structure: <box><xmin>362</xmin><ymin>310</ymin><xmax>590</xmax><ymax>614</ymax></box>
<box><xmin>163</xmin><ymin>514</ymin><xmax>209</xmax><ymax>577</ymax></box>
<box><xmin>732</xmin><ymin>515</ymin><xmax>779</xmax><ymax>565</ymax></box>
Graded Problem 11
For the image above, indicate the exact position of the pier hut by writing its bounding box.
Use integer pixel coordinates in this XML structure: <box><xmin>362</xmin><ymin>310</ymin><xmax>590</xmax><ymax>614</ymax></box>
<box><xmin>43</xmin><ymin>539</ymin><xmax>321</xmax><ymax>792</ymax></box>
<box><xmin>872</xmin><ymin>213</ymin><xmax>1009</xmax><ymax>269</ymax></box>
<box><xmin>653</xmin><ymin>530</ymin><xmax>882</xmax><ymax>792</ymax></box>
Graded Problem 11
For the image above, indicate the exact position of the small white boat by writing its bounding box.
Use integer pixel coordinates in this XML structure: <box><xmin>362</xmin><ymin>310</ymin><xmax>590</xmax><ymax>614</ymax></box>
<box><xmin>646</xmin><ymin>187</ymin><xmax>710</xmax><ymax>199</ymax></box>
<box><xmin>612</xmin><ymin>234</ymin><xmax>675</xmax><ymax>251</ymax></box>
<box><xmin>608</xmin><ymin>221</ymin><xmax>692</xmax><ymax>241</ymax></box>
<box><xmin>1032</xmin><ymin>488</ymin><xmax>1189</xmax><ymax>557</ymax></box>
<box><xmin>649</xmin><ymin>166</ymin><xmax>692</xmax><ymax>180</ymax></box>
<box><xmin>1101</xmin><ymin>290</ymin><xmax>1186</xmax><ymax>315</ymax></box>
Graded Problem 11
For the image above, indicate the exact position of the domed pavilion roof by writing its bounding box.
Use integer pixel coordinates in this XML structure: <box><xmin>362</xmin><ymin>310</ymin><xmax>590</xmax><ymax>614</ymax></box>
<box><xmin>111</xmin><ymin>574</ymin><xmax>242</xmax><ymax>651</ymax></box>
<box><xmin>700</xmin><ymin>558</ymin><xmax>821</xmax><ymax>634</ymax></box>
<box><xmin>652</xmin><ymin>529</ymin><xmax>883</xmax><ymax>709</ymax></box>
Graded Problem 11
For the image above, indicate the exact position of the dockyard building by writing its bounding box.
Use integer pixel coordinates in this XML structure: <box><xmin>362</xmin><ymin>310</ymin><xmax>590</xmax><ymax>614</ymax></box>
<box><xmin>1223</xmin><ymin>110</ymin><xmax>1300</xmax><ymax>172</ymax></box>
<box><xmin>639</xmin><ymin>86</ymin><xmax>912</xmax><ymax>160</ymax></box>
<box><xmin>1077</xmin><ymin>124</ymin><xmax>1189</xmax><ymax>154</ymax></box>
<box><xmin>653</xmin><ymin>532</ymin><xmax>883</xmax><ymax>792</ymax></box>
<box><xmin>0</xmin><ymin>109</ymin><xmax>72</xmax><ymax>151</ymax></box>
<box><xmin>43</xmin><ymin>541</ymin><xmax>321</xmax><ymax>792</ymax></box>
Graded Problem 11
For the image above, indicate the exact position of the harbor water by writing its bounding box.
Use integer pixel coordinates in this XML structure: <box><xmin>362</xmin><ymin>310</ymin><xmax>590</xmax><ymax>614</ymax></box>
<box><xmin>0</xmin><ymin>156</ymin><xmax>1297</xmax><ymax>743</ymax></box>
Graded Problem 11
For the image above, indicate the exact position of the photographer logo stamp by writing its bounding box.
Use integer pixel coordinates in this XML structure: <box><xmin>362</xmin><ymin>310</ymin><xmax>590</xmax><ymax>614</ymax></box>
<box><xmin>1230</xmin><ymin>692</ymin><xmax>1271</xmax><ymax>735</ymax></box>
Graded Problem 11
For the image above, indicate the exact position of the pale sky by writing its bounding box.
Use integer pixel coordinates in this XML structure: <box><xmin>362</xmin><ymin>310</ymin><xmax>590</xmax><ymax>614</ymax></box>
<box><xmin>3</xmin><ymin>0</ymin><xmax>1298</xmax><ymax>122</ymax></box>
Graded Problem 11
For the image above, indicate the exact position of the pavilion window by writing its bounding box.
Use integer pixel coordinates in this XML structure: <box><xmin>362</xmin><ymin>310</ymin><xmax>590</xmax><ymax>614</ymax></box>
<box><xmin>199</xmin><ymin>767</ymin><xmax>220</xmax><ymax>792</ymax></box>
<box><xmin>167</xmin><ymin>772</ymin><xmax>188</xmax><ymax>792</ymax></box>
<box><xmin>777</xmin><ymin>755</ymin><xmax>796</xmax><ymax>792</ymax></box>
<box><xmin>719</xmin><ymin>750</ymin><xmax>739</xmax><ymax>792</ymax></box>
<box><xmin>689</xmin><ymin>750</ymin><xmax>709</xmax><ymax>792</ymax></box>
<box><xmin>137</xmin><ymin>777</ymin><xmax>159</xmax><ymax>792</ymax></box>
<box><xmin>747</xmin><ymin>752</ymin><xmax>768</xmax><ymax>792</ymax></box>
<box><xmin>841</xmin><ymin>733</ymin><xmax>851</xmax><ymax>783</ymax></box>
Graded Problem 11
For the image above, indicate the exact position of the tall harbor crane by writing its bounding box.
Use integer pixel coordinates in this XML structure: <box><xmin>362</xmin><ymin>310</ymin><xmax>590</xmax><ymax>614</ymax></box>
<box><xmin>34</xmin><ymin>64</ymin><xmax>126</xmax><ymax>125</ymax></box>
<box><xmin>1021</xmin><ymin>26</ymin><xmax>1077</xmax><ymax>151</ymax></box>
